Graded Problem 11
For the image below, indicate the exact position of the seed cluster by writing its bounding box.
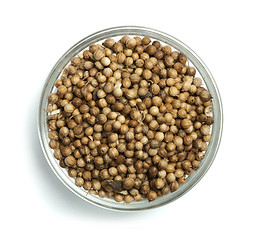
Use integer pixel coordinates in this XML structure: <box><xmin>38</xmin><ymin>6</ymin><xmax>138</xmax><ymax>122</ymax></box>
<box><xmin>46</xmin><ymin>35</ymin><xmax>213</xmax><ymax>203</ymax></box>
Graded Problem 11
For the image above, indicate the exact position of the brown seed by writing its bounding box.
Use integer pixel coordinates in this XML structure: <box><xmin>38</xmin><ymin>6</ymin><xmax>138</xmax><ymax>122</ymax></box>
<box><xmin>92</xmin><ymin>180</ymin><xmax>101</xmax><ymax>191</ymax></box>
<box><xmin>152</xmin><ymin>41</ymin><xmax>161</xmax><ymax>49</ymax></box>
<box><xmin>125</xmin><ymin>88</ymin><xmax>138</xmax><ymax>99</ymax></box>
<box><xmin>174</xmin><ymin>136</ymin><xmax>183</xmax><ymax>146</ymax></box>
<box><xmin>108</xmin><ymin>133</ymin><xmax>118</xmax><ymax>143</ymax></box>
<box><xmin>152</xmin><ymin>48</ymin><xmax>163</xmax><ymax>59</ymax></box>
<box><xmin>162</xmin><ymin>45</ymin><xmax>172</xmax><ymax>55</ymax></box>
<box><xmin>61</xmin><ymin>146</ymin><xmax>72</xmax><ymax>157</ymax></box>
<box><xmin>182</xmin><ymin>160</ymin><xmax>192</xmax><ymax>170</ymax></box>
<box><xmin>98</xmin><ymin>190</ymin><xmax>106</xmax><ymax>198</ymax></box>
<box><xmin>175</xmin><ymin>169</ymin><xmax>184</xmax><ymax>178</ymax></box>
<box><xmin>200</xmin><ymin>124</ymin><xmax>211</xmax><ymax>135</ymax></box>
<box><xmin>100</xmin><ymin>169</ymin><xmax>110</xmax><ymax>180</ymax></box>
<box><xmin>143</xmin><ymin>69</ymin><xmax>152</xmax><ymax>80</ymax></box>
<box><xmin>109</xmin><ymin>167</ymin><xmax>118</xmax><ymax>176</ymax></box>
<box><xmin>170</xmin><ymin>181</ymin><xmax>179</xmax><ymax>192</ymax></box>
<box><xmin>94</xmin><ymin>49</ymin><xmax>105</xmax><ymax>60</ymax></box>
<box><xmin>140</xmin><ymin>184</ymin><xmax>150</xmax><ymax>194</ymax></box>
<box><xmin>101</xmin><ymin>57</ymin><xmax>111</xmax><ymax>66</ymax></box>
<box><xmin>48</xmin><ymin>93</ymin><xmax>59</xmax><ymax>104</ymax></box>
<box><xmin>117</xmin><ymin>164</ymin><xmax>128</xmax><ymax>174</ymax></box>
<box><xmin>130</xmin><ymin>110</ymin><xmax>142</xmax><ymax>120</ymax></box>
<box><xmin>114</xmin><ymin>194</ymin><xmax>123</xmax><ymax>202</ymax></box>
<box><xmin>149</xmin><ymin>120</ymin><xmax>159</xmax><ymax>130</ymax></box>
<box><xmin>150</xmin><ymin>139</ymin><xmax>161</xmax><ymax>149</ymax></box>
<box><xmin>75</xmin><ymin>177</ymin><xmax>84</xmax><ymax>187</ymax></box>
<box><xmin>179</xmin><ymin>53</ymin><xmax>187</xmax><ymax>63</ymax></box>
<box><xmin>166</xmin><ymin>173</ymin><xmax>176</xmax><ymax>183</ymax></box>
<box><xmin>192</xmin><ymin>160</ymin><xmax>200</xmax><ymax>169</ymax></box>
<box><xmin>49</xmin><ymin>140</ymin><xmax>59</xmax><ymax>149</ymax></box>
<box><xmin>103</xmin><ymin>38</ymin><xmax>115</xmax><ymax>48</ymax></box>
<box><xmin>181</xmin><ymin>118</ymin><xmax>193</xmax><ymax>129</ymax></box>
<box><xmin>178</xmin><ymin>109</ymin><xmax>187</xmax><ymax>118</ymax></box>
<box><xmin>82</xmin><ymin>171</ymin><xmax>92</xmax><ymax>180</ymax></box>
<box><xmin>146</xmin><ymin>45</ymin><xmax>157</xmax><ymax>55</ymax></box>
<box><xmin>64</xmin><ymin>103</ymin><xmax>75</xmax><ymax>113</ymax></box>
<box><xmin>98</xmin><ymin>144</ymin><xmax>109</xmax><ymax>155</ymax></box>
<box><xmin>149</xmin><ymin>106</ymin><xmax>159</xmax><ymax>116</ymax></box>
<box><xmin>142</xmin><ymin>36</ymin><xmax>151</xmax><ymax>45</ymax></box>
<box><xmin>68</xmin><ymin>169</ymin><xmax>77</xmax><ymax>178</ymax></box>
<box><xmin>109</xmin><ymin>148</ymin><xmax>119</xmax><ymax>159</ymax></box>
<box><xmin>64</xmin><ymin>156</ymin><xmax>76</xmax><ymax>167</ymax></box>
<box><xmin>138</xmin><ymin>87</ymin><xmax>148</xmax><ymax>97</ymax></box>
<box><xmin>113</xmin><ymin>42</ymin><xmax>123</xmax><ymax>53</ymax></box>
<box><xmin>162</xmin><ymin>185</ymin><xmax>171</xmax><ymax>195</ymax></box>
<box><xmin>147</xmin><ymin>190</ymin><xmax>157</xmax><ymax>202</ymax></box>
<box><xmin>151</xmin><ymin>84</ymin><xmax>160</xmax><ymax>95</ymax></box>
<box><xmin>117</xmin><ymin>52</ymin><xmax>126</xmax><ymax>63</ymax></box>
<box><xmin>126</xmin><ymin>38</ymin><xmax>137</xmax><ymax>49</ymax></box>
<box><xmin>184</xmin><ymin>135</ymin><xmax>193</xmax><ymax>145</ymax></box>
<box><xmin>83</xmin><ymin>181</ymin><xmax>92</xmax><ymax>190</ymax></box>
<box><xmin>144</xmin><ymin>59</ymin><xmax>154</xmax><ymax>69</ymax></box>
<box><xmin>155</xmin><ymin>178</ymin><xmax>165</xmax><ymax>189</ymax></box>
<box><xmin>200</xmin><ymin>90</ymin><xmax>212</xmax><ymax>102</ymax></box>
<box><xmin>124</xmin><ymin>195</ymin><xmax>134</xmax><ymax>204</ymax></box>
<box><xmin>123</xmin><ymin>178</ymin><xmax>135</xmax><ymax>190</ymax></box>
<box><xmin>187</xmin><ymin>67</ymin><xmax>196</xmax><ymax>76</ymax></box>
<box><xmin>193</xmin><ymin>139</ymin><xmax>202</xmax><ymax>149</ymax></box>
<box><xmin>125</xmin><ymin>132</ymin><xmax>134</xmax><ymax>142</ymax></box>
<box><xmin>67</xmin><ymin>65</ymin><xmax>77</xmax><ymax>74</ymax></box>
<box><xmin>178</xmin><ymin>176</ymin><xmax>186</xmax><ymax>184</ymax></box>
<box><xmin>164</xmin><ymin>56</ymin><xmax>174</xmax><ymax>67</ymax></box>
<box><xmin>158</xmin><ymin>160</ymin><xmax>168</xmax><ymax>170</ymax></box>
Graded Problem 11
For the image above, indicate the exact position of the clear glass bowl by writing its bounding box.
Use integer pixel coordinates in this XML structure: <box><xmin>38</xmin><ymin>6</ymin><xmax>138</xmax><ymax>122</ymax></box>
<box><xmin>38</xmin><ymin>26</ymin><xmax>223</xmax><ymax>211</ymax></box>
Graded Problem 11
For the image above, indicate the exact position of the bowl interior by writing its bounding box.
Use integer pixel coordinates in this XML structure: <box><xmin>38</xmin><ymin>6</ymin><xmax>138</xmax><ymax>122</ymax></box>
<box><xmin>38</xmin><ymin>26</ymin><xmax>223</xmax><ymax>211</ymax></box>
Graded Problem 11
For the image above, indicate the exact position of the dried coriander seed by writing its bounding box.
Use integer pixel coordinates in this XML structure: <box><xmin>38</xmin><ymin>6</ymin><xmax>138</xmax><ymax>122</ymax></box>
<box><xmin>46</xmin><ymin>35</ymin><xmax>214</xmax><ymax>204</ymax></box>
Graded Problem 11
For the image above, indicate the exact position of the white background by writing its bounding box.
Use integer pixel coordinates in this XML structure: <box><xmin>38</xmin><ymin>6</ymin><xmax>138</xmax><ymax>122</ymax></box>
<box><xmin>1</xmin><ymin>0</ymin><xmax>255</xmax><ymax>239</ymax></box>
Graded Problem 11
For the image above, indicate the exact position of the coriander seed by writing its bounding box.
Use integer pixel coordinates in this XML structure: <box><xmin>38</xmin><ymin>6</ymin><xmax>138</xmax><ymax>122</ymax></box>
<box><xmin>47</xmin><ymin>34</ymin><xmax>214</xmax><ymax>204</ymax></box>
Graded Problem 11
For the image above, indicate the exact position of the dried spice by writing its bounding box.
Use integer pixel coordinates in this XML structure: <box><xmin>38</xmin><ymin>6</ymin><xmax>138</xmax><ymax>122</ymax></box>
<box><xmin>46</xmin><ymin>35</ymin><xmax>214</xmax><ymax>203</ymax></box>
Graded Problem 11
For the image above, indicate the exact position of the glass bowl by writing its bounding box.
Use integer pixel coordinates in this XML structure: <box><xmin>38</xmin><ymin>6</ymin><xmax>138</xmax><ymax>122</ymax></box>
<box><xmin>38</xmin><ymin>26</ymin><xmax>223</xmax><ymax>211</ymax></box>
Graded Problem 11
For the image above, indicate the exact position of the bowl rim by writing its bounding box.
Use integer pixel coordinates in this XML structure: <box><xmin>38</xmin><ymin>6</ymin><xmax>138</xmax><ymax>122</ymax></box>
<box><xmin>38</xmin><ymin>25</ymin><xmax>223</xmax><ymax>211</ymax></box>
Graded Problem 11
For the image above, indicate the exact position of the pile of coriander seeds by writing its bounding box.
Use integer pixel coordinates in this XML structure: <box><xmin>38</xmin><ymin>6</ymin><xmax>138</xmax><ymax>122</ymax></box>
<box><xmin>47</xmin><ymin>35</ymin><xmax>214</xmax><ymax>203</ymax></box>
